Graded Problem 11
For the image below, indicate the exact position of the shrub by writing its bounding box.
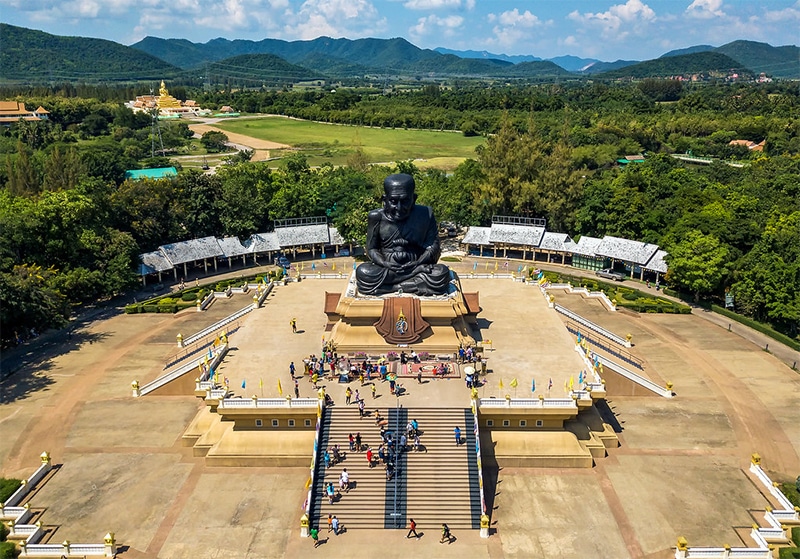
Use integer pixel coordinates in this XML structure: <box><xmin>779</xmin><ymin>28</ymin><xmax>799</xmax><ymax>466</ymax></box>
<box><xmin>158</xmin><ymin>297</ymin><xmax>175</xmax><ymax>305</ymax></box>
<box><xmin>143</xmin><ymin>304</ymin><xmax>158</xmax><ymax>313</ymax></box>
<box><xmin>0</xmin><ymin>541</ymin><xmax>18</xmax><ymax>559</ymax></box>
<box><xmin>0</xmin><ymin>522</ymin><xmax>7</xmax><ymax>541</ymax></box>
<box><xmin>181</xmin><ymin>292</ymin><xmax>198</xmax><ymax>301</ymax></box>
<box><xmin>124</xmin><ymin>304</ymin><xmax>141</xmax><ymax>314</ymax></box>
<box><xmin>158</xmin><ymin>304</ymin><xmax>177</xmax><ymax>313</ymax></box>
<box><xmin>712</xmin><ymin>305</ymin><xmax>800</xmax><ymax>352</ymax></box>
<box><xmin>0</xmin><ymin>478</ymin><xmax>21</xmax><ymax>504</ymax></box>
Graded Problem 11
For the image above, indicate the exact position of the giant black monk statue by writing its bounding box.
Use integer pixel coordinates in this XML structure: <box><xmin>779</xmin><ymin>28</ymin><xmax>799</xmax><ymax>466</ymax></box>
<box><xmin>355</xmin><ymin>174</ymin><xmax>451</xmax><ymax>296</ymax></box>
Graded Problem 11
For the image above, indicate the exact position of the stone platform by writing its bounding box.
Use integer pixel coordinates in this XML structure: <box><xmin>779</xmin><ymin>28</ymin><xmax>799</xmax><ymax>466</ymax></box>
<box><xmin>324</xmin><ymin>273</ymin><xmax>479</xmax><ymax>353</ymax></box>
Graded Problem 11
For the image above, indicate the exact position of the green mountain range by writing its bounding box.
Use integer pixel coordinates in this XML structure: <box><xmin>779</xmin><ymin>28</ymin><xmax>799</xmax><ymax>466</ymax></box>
<box><xmin>597</xmin><ymin>51</ymin><xmax>752</xmax><ymax>79</ymax></box>
<box><xmin>0</xmin><ymin>24</ymin><xmax>179</xmax><ymax>81</ymax></box>
<box><xmin>1</xmin><ymin>24</ymin><xmax>797</xmax><ymax>83</ymax></box>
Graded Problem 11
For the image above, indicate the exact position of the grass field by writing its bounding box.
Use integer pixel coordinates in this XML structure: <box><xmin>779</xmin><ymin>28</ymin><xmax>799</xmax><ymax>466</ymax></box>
<box><xmin>210</xmin><ymin>116</ymin><xmax>485</xmax><ymax>168</ymax></box>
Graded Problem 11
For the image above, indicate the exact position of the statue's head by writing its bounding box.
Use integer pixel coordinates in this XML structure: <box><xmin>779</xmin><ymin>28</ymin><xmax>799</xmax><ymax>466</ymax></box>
<box><xmin>382</xmin><ymin>173</ymin><xmax>417</xmax><ymax>223</ymax></box>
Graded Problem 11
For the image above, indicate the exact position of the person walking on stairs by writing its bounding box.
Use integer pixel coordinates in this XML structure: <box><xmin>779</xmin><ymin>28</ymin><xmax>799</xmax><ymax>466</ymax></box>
<box><xmin>310</xmin><ymin>527</ymin><xmax>320</xmax><ymax>547</ymax></box>
<box><xmin>332</xmin><ymin>515</ymin><xmax>340</xmax><ymax>535</ymax></box>
<box><xmin>345</xmin><ymin>387</ymin><xmax>352</xmax><ymax>405</ymax></box>
<box><xmin>327</xmin><ymin>514</ymin><xmax>333</xmax><ymax>533</ymax></box>
<box><xmin>406</xmin><ymin>518</ymin><xmax>418</xmax><ymax>539</ymax></box>
<box><xmin>454</xmin><ymin>426</ymin><xmax>462</xmax><ymax>445</ymax></box>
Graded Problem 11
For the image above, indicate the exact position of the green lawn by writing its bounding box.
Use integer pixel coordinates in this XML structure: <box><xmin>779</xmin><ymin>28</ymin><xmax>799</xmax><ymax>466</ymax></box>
<box><xmin>211</xmin><ymin>116</ymin><xmax>485</xmax><ymax>167</ymax></box>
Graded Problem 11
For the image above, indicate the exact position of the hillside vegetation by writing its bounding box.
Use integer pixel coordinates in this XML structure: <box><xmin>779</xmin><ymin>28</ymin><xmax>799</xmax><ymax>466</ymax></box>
<box><xmin>0</xmin><ymin>24</ymin><xmax>179</xmax><ymax>81</ymax></box>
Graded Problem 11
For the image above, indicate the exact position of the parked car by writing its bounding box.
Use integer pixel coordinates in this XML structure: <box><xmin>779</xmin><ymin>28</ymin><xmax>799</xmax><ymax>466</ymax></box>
<box><xmin>596</xmin><ymin>268</ymin><xmax>626</xmax><ymax>281</ymax></box>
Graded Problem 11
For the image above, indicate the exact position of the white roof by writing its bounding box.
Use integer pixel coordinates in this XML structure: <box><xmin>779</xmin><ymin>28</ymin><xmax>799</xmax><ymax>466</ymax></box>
<box><xmin>139</xmin><ymin>250</ymin><xmax>174</xmax><ymax>274</ymax></box>
<box><xmin>250</xmin><ymin>232</ymin><xmax>281</xmax><ymax>253</ymax></box>
<box><xmin>217</xmin><ymin>236</ymin><xmax>252</xmax><ymax>258</ymax></box>
<box><xmin>568</xmin><ymin>236</ymin><xmax>603</xmax><ymax>257</ymax></box>
<box><xmin>488</xmin><ymin>224</ymin><xmax>545</xmax><ymax>247</ymax></box>
<box><xmin>461</xmin><ymin>226</ymin><xmax>492</xmax><ymax>246</ymax></box>
<box><xmin>644</xmin><ymin>249</ymin><xmax>669</xmax><ymax>273</ymax></box>
<box><xmin>328</xmin><ymin>225</ymin><xmax>345</xmax><ymax>246</ymax></box>
<box><xmin>159</xmin><ymin>236</ymin><xmax>224</xmax><ymax>265</ymax></box>
<box><xmin>595</xmin><ymin>236</ymin><xmax>659</xmax><ymax>265</ymax></box>
<box><xmin>539</xmin><ymin>232</ymin><xmax>574</xmax><ymax>251</ymax></box>
<box><xmin>276</xmin><ymin>223</ymin><xmax>330</xmax><ymax>247</ymax></box>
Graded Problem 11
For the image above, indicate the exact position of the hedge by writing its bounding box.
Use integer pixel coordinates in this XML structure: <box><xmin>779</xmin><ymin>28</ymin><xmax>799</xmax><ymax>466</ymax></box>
<box><xmin>0</xmin><ymin>541</ymin><xmax>17</xmax><ymax>559</ymax></box>
<box><xmin>711</xmin><ymin>305</ymin><xmax>800</xmax><ymax>353</ymax></box>
<box><xmin>125</xmin><ymin>274</ymin><xmax>269</xmax><ymax>314</ymax></box>
<box><xmin>538</xmin><ymin>270</ymin><xmax>690</xmax><ymax>314</ymax></box>
<box><xmin>0</xmin><ymin>478</ymin><xmax>21</xmax><ymax>503</ymax></box>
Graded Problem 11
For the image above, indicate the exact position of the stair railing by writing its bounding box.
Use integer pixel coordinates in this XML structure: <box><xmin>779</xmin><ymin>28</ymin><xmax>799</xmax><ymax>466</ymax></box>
<box><xmin>471</xmin><ymin>399</ymin><xmax>487</xmax><ymax>520</ymax></box>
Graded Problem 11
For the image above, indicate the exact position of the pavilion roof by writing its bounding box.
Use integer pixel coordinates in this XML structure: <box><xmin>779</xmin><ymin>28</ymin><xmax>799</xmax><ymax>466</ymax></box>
<box><xmin>644</xmin><ymin>249</ymin><xmax>669</xmax><ymax>273</ymax></box>
<box><xmin>595</xmin><ymin>236</ymin><xmax>659</xmax><ymax>265</ymax></box>
<box><xmin>461</xmin><ymin>226</ymin><xmax>492</xmax><ymax>246</ymax></box>
<box><xmin>139</xmin><ymin>250</ymin><xmax>174</xmax><ymax>275</ymax></box>
<box><xmin>567</xmin><ymin>236</ymin><xmax>603</xmax><ymax>257</ymax></box>
<box><xmin>539</xmin><ymin>232</ymin><xmax>575</xmax><ymax>252</ymax></box>
<box><xmin>250</xmin><ymin>232</ymin><xmax>281</xmax><ymax>253</ymax></box>
<box><xmin>488</xmin><ymin>224</ymin><xmax>545</xmax><ymax>247</ymax></box>
<box><xmin>217</xmin><ymin>236</ymin><xmax>252</xmax><ymax>258</ymax></box>
<box><xmin>328</xmin><ymin>225</ymin><xmax>346</xmax><ymax>246</ymax></box>
<box><xmin>160</xmin><ymin>236</ymin><xmax>223</xmax><ymax>266</ymax></box>
<box><xmin>275</xmin><ymin>223</ymin><xmax>330</xmax><ymax>247</ymax></box>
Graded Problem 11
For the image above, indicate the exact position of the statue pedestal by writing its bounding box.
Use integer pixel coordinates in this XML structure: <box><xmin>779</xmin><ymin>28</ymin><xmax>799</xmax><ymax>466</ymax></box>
<box><xmin>325</xmin><ymin>282</ymin><xmax>479</xmax><ymax>354</ymax></box>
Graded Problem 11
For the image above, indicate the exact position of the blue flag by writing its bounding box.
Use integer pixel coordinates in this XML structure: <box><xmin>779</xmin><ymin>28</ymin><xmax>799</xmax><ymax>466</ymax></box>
<box><xmin>473</xmin><ymin>262</ymin><xmax>478</xmax><ymax>270</ymax></box>
<box><xmin>579</xmin><ymin>371</ymin><xmax>584</xmax><ymax>384</ymax></box>
<box><xmin>241</xmin><ymin>379</ymin><xmax>246</xmax><ymax>389</ymax></box>
<box><xmin>531</xmin><ymin>379</ymin><xmax>536</xmax><ymax>393</ymax></box>
<box><xmin>577</xmin><ymin>332</ymin><xmax>581</xmax><ymax>343</ymax></box>
<box><xmin>312</xmin><ymin>263</ymin><xmax>316</xmax><ymax>270</ymax></box>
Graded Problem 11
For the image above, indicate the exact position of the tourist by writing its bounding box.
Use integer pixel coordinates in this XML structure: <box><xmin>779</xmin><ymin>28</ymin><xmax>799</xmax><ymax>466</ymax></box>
<box><xmin>310</xmin><ymin>527</ymin><xmax>320</xmax><ymax>547</ymax></box>
<box><xmin>348</xmin><ymin>433</ymin><xmax>355</xmax><ymax>451</ymax></box>
<box><xmin>371</xmin><ymin>384</ymin><xmax>376</xmax><ymax>399</ymax></box>
<box><xmin>413</xmin><ymin>433</ymin><xmax>421</xmax><ymax>452</ymax></box>
<box><xmin>366</xmin><ymin>446</ymin><xmax>374</xmax><ymax>467</ymax></box>
<box><xmin>339</xmin><ymin>468</ymin><xmax>350</xmax><ymax>492</ymax></box>
<box><xmin>326</xmin><ymin>482</ymin><xmax>336</xmax><ymax>505</ymax></box>
<box><xmin>355</xmin><ymin>432</ymin><xmax>362</xmax><ymax>452</ymax></box>
<box><xmin>454</xmin><ymin>426</ymin><xmax>461</xmax><ymax>445</ymax></box>
<box><xmin>332</xmin><ymin>515</ymin><xmax>339</xmax><ymax>535</ymax></box>
<box><xmin>289</xmin><ymin>361</ymin><xmax>296</xmax><ymax>377</ymax></box>
<box><xmin>386</xmin><ymin>461</ymin><xmax>395</xmax><ymax>481</ymax></box>
<box><xmin>324</xmin><ymin>449</ymin><xmax>331</xmax><ymax>469</ymax></box>
<box><xmin>354</xmin><ymin>389</ymin><xmax>360</xmax><ymax>403</ymax></box>
<box><xmin>331</xmin><ymin>444</ymin><xmax>341</xmax><ymax>465</ymax></box>
<box><xmin>327</xmin><ymin>514</ymin><xmax>333</xmax><ymax>533</ymax></box>
<box><xmin>345</xmin><ymin>387</ymin><xmax>352</xmax><ymax>405</ymax></box>
<box><xmin>400</xmin><ymin>433</ymin><xmax>407</xmax><ymax>452</ymax></box>
<box><xmin>290</xmin><ymin>318</ymin><xmax>297</xmax><ymax>333</ymax></box>
<box><xmin>294</xmin><ymin>379</ymin><xmax>300</xmax><ymax>398</ymax></box>
<box><xmin>440</xmin><ymin>523</ymin><xmax>451</xmax><ymax>544</ymax></box>
<box><xmin>358</xmin><ymin>399</ymin><xmax>365</xmax><ymax>418</ymax></box>
<box><xmin>406</xmin><ymin>518</ymin><xmax>418</xmax><ymax>539</ymax></box>
<box><xmin>378</xmin><ymin>445</ymin><xmax>387</xmax><ymax>464</ymax></box>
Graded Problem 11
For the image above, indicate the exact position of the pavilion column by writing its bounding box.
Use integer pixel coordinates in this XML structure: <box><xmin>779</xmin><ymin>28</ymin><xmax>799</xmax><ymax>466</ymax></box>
<box><xmin>532</xmin><ymin>248</ymin><xmax>536</xmax><ymax>261</ymax></box>
<box><xmin>523</xmin><ymin>248</ymin><xmax>527</xmax><ymax>260</ymax></box>
<box><xmin>293</xmin><ymin>248</ymin><xmax>297</xmax><ymax>258</ymax></box>
<box><xmin>312</xmin><ymin>245</ymin><xmax>316</xmax><ymax>257</ymax></box>
<box><xmin>213</xmin><ymin>258</ymin><xmax>217</xmax><ymax>271</ymax></box>
<box><xmin>640</xmin><ymin>268</ymin><xmax>644</xmax><ymax>280</ymax></box>
<box><xmin>479</xmin><ymin>245</ymin><xmax>483</xmax><ymax>257</ymax></box>
<box><xmin>561</xmin><ymin>253</ymin><xmax>565</xmax><ymax>265</ymax></box>
<box><xmin>203</xmin><ymin>259</ymin><xmax>208</xmax><ymax>273</ymax></box>
<box><xmin>183</xmin><ymin>263</ymin><xmax>188</xmax><ymax>277</ymax></box>
<box><xmin>160</xmin><ymin>271</ymin><xmax>164</xmax><ymax>283</ymax></box>
<box><xmin>493</xmin><ymin>246</ymin><xmax>497</xmax><ymax>257</ymax></box>
<box><xmin>142</xmin><ymin>275</ymin><xmax>147</xmax><ymax>286</ymax></box>
<box><xmin>503</xmin><ymin>247</ymin><xmax>507</xmax><ymax>258</ymax></box>
<box><xmin>228</xmin><ymin>257</ymin><xmax>232</xmax><ymax>269</ymax></box>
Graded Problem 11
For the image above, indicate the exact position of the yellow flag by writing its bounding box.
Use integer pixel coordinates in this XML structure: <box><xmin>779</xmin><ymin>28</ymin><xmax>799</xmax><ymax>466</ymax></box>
<box><xmin>259</xmin><ymin>378</ymin><xmax>264</xmax><ymax>389</ymax></box>
<box><xmin>494</xmin><ymin>261</ymin><xmax>499</xmax><ymax>271</ymax></box>
<box><xmin>499</xmin><ymin>379</ymin><xmax>504</xmax><ymax>389</ymax></box>
<box><xmin>569</xmin><ymin>376</ymin><xmax>574</xmax><ymax>390</ymax></box>
<box><xmin>277</xmin><ymin>379</ymin><xmax>283</xmax><ymax>396</ymax></box>
<box><xmin>510</xmin><ymin>378</ymin><xmax>518</xmax><ymax>388</ymax></box>
<box><xmin>332</xmin><ymin>263</ymin><xmax>336</xmax><ymax>271</ymax></box>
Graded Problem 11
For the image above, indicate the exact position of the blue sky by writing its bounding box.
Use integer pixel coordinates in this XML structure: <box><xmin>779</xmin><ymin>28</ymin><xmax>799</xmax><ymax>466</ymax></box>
<box><xmin>2</xmin><ymin>0</ymin><xmax>798</xmax><ymax>61</ymax></box>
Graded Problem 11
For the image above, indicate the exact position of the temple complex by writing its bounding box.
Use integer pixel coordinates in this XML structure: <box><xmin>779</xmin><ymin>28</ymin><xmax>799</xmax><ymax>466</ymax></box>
<box><xmin>125</xmin><ymin>80</ymin><xmax>210</xmax><ymax>117</ymax></box>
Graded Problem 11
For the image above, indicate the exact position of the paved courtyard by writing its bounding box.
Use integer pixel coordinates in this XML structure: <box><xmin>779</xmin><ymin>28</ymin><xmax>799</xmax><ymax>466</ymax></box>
<box><xmin>1</xmin><ymin>263</ymin><xmax>799</xmax><ymax>559</ymax></box>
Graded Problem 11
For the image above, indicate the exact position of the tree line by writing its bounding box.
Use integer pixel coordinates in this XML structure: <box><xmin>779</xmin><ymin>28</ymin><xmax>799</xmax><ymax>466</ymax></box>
<box><xmin>1</xmin><ymin>81</ymin><xmax>798</xmax><ymax>345</ymax></box>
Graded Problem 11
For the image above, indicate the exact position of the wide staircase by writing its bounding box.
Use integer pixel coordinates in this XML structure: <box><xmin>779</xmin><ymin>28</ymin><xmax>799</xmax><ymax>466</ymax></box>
<box><xmin>310</xmin><ymin>405</ymin><xmax>481</xmax><ymax>531</ymax></box>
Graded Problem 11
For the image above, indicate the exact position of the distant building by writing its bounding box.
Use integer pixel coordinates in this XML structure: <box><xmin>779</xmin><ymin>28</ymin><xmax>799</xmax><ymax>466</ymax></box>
<box><xmin>729</xmin><ymin>139</ymin><xmax>765</xmax><ymax>152</ymax></box>
<box><xmin>0</xmin><ymin>101</ymin><xmax>49</xmax><ymax>124</ymax></box>
<box><xmin>125</xmin><ymin>81</ymin><xmax>210</xmax><ymax>118</ymax></box>
<box><xmin>124</xmin><ymin>167</ymin><xmax>178</xmax><ymax>181</ymax></box>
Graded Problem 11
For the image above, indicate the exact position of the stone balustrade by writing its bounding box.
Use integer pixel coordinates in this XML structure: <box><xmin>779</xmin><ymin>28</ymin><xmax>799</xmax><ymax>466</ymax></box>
<box><xmin>301</xmin><ymin>396</ymin><xmax>325</xmax><ymax>537</ymax></box>
<box><xmin>137</xmin><ymin>344</ymin><xmax>228</xmax><ymax>397</ymax></box>
<box><xmin>674</xmin><ymin>455</ymin><xmax>798</xmax><ymax>559</ymax></box>
<box><xmin>218</xmin><ymin>397</ymin><xmax>319</xmax><ymax>409</ymax></box>
<box><xmin>470</xmin><ymin>399</ymin><xmax>490</xmax><ymax>538</ymax></box>
<box><xmin>554</xmin><ymin>303</ymin><xmax>629</xmax><ymax>346</ymax></box>
<box><xmin>4</xmin><ymin>455</ymin><xmax>116</xmax><ymax>557</ymax></box>
<box><xmin>477</xmin><ymin>397</ymin><xmax>578</xmax><ymax>410</ymax></box>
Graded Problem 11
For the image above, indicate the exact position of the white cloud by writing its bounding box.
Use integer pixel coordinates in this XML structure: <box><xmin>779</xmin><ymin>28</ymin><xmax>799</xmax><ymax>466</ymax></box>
<box><xmin>410</xmin><ymin>14</ymin><xmax>463</xmax><ymax>39</ymax></box>
<box><xmin>283</xmin><ymin>0</ymin><xmax>386</xmax><ymax>40</ymax></box>
<box><xmin>685</xmin><ymin>0</ymin><xmax>725</xmax><ymax>19</ymax></box>
<box><xmin>762</xmin><ymin>4</ymin><xmax>800</xmax><ymax>22</ymax></box>
<box><xmin>404</xmin><ymin>0</ymin><xmax>461</xmax><ymax>9</ymax></box>
<box><xmin>569</xmin><ymin>0</ymin><xmax>656</xmax><ymax>40</ymax></box>
<box><xmin>484</xmin><ymin>8</ymin><xmax>544</xmax><ymax>48</ymax></box>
